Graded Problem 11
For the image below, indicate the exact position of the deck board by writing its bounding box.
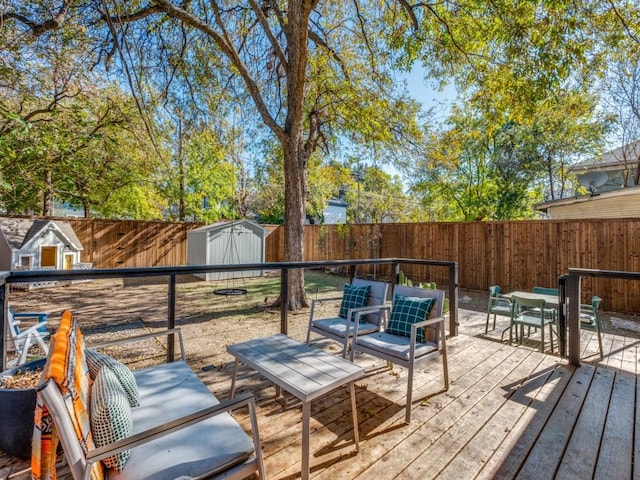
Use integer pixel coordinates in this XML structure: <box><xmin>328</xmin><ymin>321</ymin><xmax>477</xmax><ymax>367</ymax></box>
<box><xmin>555</xmin><ymin>367</ymin><xmax>614</xmax><ymax>480</ymax></box>
<box><xmin>3</xmin><ymin>306</ymin><xmax>640</xmax><ymax>480</ymax></box>
<box><xmin>594</xmin><ymin>372</ymin><xmax>635</xmax><ymax>480</ymax></box>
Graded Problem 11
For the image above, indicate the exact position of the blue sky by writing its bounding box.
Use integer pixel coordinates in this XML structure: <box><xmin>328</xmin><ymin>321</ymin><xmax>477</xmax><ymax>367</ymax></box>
<box><xmin>404</xmin><ymin>66</ymin><xmax>458</xmax><ymax>119</ymax></box>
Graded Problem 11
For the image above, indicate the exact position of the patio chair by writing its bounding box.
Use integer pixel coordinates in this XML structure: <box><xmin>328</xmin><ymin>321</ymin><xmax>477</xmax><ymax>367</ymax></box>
<box><xmin>486</xmin><ymin>285</ymin><xmax>512</xmax><ymax>333</ymax></box>
<box><xmin>7</xmin><ymin>307</ymin><xmax>50</xmax><ymax>365</ymax></box>
<box><xmin>350</xmin><ymin>286</ymin><xmax>448</xmax><ymax>424</ymax></box>
<box><xmin>306</xmin><ymin>278</ymin><xmax>389</xmax><ymax>357</ymax></box>
<box><xmin>509</xmin><ymin>295</ymin><xmax>556</xmax><ymax>353</ymax></box>
<box><xmin>580</xmin><ymin>295</ymin><xmax>603</xmax><ymax>359</ymax></box>
<box><xmin>531</xmin><ymin>286</ymin><xmax>560</xmax><ymax>322</ymax></box>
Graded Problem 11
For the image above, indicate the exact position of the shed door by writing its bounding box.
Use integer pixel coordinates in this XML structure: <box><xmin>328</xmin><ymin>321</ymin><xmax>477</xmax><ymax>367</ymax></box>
<box><xmin>64</xmin><ymin>254</ymin><xmax>74</xmax><ymax>270</ymax></box>
<box><xmin>41</xmin><ymin>246</ymin><xmax>57</xmax><ymax>268</ymax></box>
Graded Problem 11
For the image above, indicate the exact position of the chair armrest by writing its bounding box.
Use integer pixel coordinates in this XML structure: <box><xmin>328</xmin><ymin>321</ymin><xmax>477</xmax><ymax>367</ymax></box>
<box><xmin>411</xmin><ymin>316</ymin><xmax>446</xmax><ymax>329</ymax></box>
<box><xmin>12</xmin><ymin>312</ymin><xmax>49</xmax><ymax>324</ymax></box>
<box><xmin>353</xmin><ymin>305</ymin><xmax>390</xmax><ymax>324</ymax></box>
<box><xmin>310</xmin><ymin>296</ymin><xmax>343</xmax><ymax>305</ymax></box>
<box><xmin>85</xmin><ymin>392</ymin><xmax>259</xmax><ymax>465</ymax></box>
<box><xmin>88</xmin><ymin>328</ymin><xmax>185</xmax><ymax>361</ymax></box>
<box><xmin>15</xmin><ymin>321</ymin><xmax>49</xmax><ymax>338</ymax></box>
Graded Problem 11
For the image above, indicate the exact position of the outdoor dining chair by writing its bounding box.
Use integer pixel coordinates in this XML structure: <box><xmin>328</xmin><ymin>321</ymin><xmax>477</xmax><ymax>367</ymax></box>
<box><xmin>580</xmin><ymin>295</ymin><xmax>603</xmax><ymax>359</ymax></box>
<box><xmin>7</xmin><ymin>307</ymin><xmax>50</xmax><ymax>365</ymax></box>
<box><xmin>509</xmin><ymin>295</ymin><xmax>557</xmax><ymax>353</ymax></box>
<box><xmin>306</xmin><ymin>278</ymin><xmax>389</xmax><ymax>357</ymax></box>
<box><xmin>531</xmin><ymin>286</ymin><xmax>560</xmax><ymax>321</ymax></box>
<box><xmin>350</xmin><ymin>285</ymin><xmax>448</xmax><ymax>423</ymax></box>
<box><xmin>486</xmin><ymin>285</ymin><xmax>512</xmax><ymax>334</ymax></box>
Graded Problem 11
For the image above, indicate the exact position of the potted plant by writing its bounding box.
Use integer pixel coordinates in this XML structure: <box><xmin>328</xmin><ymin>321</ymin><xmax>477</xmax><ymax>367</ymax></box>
<box><xmin>0</xmin><ymin>358</ymin><xmax>45</xmax><ymax>458</ymax></box>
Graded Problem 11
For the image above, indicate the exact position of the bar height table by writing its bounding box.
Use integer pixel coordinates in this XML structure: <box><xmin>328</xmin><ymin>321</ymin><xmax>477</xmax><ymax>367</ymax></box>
<box><xmin>228</xmin><ymin>334</ymin><xmax>364</xmax><ymax>480</ymax></box>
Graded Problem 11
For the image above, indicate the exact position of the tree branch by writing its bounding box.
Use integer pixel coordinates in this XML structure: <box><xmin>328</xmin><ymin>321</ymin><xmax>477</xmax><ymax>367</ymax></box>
<box><xmin>247</xmin><ymin>0</ymin><xmax>287</xmax><ymax>70</ymax></box>
<box><xmin>151</xmin><ymin>0</ymin><xmax>284</xmax><ymax>141</ymax></box>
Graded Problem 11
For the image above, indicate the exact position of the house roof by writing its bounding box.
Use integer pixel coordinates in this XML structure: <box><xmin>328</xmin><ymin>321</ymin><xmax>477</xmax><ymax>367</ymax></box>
<box><xmin>0</xmin><ymin>218</ymin><xmax>83</xmax><ymax>251</ymax></box>
<box><xmin>571</xmin><ymin>140</ymin><xmax>640</xmax><ymax>173</ymax></box>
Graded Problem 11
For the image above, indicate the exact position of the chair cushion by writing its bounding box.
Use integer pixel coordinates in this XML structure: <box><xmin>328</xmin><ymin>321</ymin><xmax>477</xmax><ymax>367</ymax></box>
<box><xmin>387</xmin><ymin>295</ymin><xmax>436</xmax><ymax>343</ymax></box>
<box><xmin>91</xmin><ymin>366</ymin><xmax>133</xmax><ymax>472</ymax></box>
<box><xmin>107</xmin><ymin>361</ymin><xmax>256</xmax><ymax>480</ymax></box>
<box><xmin>86</xmin><ymin>349</ymin><xmax>140</xmax><ymax>407</ymax></box>
<box><xmin>338</xmin><ymin>284</ymin><xmax>371</xmax><ymax>319</ymax></box>
<box><xmin>355</xmin><ymin>332</ymin><xmax>438</xmax><ymax>361</ymax></box>
<box><xmin>312</xmin><ymin>317</ymin><xmax>379</xmax><ymax>338</ymax></box>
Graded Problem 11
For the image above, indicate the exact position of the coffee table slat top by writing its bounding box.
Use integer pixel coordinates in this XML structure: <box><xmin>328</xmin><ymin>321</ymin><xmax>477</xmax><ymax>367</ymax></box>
<box><xmin>227</xmin><ymin>334</ymin><xmax>364</xmax><ymax>402</ymax></box>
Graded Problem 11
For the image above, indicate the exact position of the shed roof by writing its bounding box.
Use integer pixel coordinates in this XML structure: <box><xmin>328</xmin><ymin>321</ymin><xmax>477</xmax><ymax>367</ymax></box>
<box><xmin>188</xmin><ymin>219</ymin><xmax>269</xmax><ymax>237</ymax></box>
<box><xmin>0</xmin><ymin>218</ymin><xmax>83</xmax><ymax>251</ymax></box>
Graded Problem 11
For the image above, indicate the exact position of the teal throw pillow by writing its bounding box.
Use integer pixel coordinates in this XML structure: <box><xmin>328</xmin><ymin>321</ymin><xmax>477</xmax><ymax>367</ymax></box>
<box><xmin>338</xmin><ymin>284</ymin><xmax>371</xmax><ymax>320</ymax></box>
<box><xmin>387</xmin><ymin>295</ymin><xmax>436</xmax><ymax>343</ymax></box>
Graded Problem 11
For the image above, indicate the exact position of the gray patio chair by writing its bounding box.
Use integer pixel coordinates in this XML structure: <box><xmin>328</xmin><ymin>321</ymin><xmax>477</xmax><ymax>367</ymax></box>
<box><xmin>580</xmin><ymin>295</ymin><xmax>603</xmax><ymax>359</ymax></box>
<box><xmin>486</xmin><ymin>285</ymin><xmax>512</xmax><ymax>333</ymax></box>
<box><xmin>350</xmin><ymin>286</ymin><xmax>448</xmax><ymax>423</ymax></box>
<box><xmin>509</xmin><ymin>295</ymin><xmax>557</xmax><ymax>353</ymax></box>
<box><xmin>306</xmin><ymin>278</ymin><xmax>389</xmax><ymax>357</ymax></box>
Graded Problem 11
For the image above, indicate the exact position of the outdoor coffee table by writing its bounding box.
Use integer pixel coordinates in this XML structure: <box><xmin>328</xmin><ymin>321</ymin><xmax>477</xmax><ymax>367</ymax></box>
<box><xmin>227</xmin><ymin>333</ymin><xmax>364</xmax><ymax>480</ymax></box>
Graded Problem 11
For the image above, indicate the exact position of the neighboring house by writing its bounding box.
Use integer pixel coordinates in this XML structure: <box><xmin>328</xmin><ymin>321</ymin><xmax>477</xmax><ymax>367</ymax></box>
<box><xmin>535</xmin><ymin>141</ymin><xmax>640</xmax><ymax>219</ymax></box>
<box><xmin>0</xmin><ymin>218</ymin><xmax>84</xmax><ymax>271</ymax></box>
<box><xmin>323</xmin><ymin>198</ymin><xmax>348</xmax><ymax>224</ymax></box>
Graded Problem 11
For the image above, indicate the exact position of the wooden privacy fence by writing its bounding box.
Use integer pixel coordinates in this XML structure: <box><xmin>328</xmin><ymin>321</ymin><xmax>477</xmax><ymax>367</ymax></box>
<box><xmin>11</xmin><ymin>216</ymin><xmax>640</xmax><ymax>313</ymax></box>
<box><xmin>267</xmin><ymin>220</ymin><xmax>640</xmax><ymax>313</ymax></box>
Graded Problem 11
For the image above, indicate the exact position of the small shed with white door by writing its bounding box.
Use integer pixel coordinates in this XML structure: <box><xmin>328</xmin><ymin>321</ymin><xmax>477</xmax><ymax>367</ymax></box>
<box><xmin>186</xmin><ymin>220</ymin><xmax>268</xmax><ymax>281</ymax></box>
<box><xmin>0</xmin><ymin>218</ymin><xmax>84</xmax><ymax>271</ymax></box>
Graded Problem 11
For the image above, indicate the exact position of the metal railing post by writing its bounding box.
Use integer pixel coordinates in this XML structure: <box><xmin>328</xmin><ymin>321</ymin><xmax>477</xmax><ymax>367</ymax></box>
<box><xmin>1</xmin><ymin>282</ymin><xmax>6</xmax><ymax>371</ymax></box>
<box><xmin>281</xmin><ymin>268</ymin><xmax>288</xmax><ymax>334</ymax></box>
<box><xmin>448</xmin><ymin>263</ymin><xmax>459</xmax><ymax>337</ymax></box>
<box><xmin>167</xmin><ymin>274</ymin><xmax>176</xmax><ymax>363</ymax></box>
<box><xmin>566</xmin><ymin>273</ymin><xmax>581</xmax><ymax>366</ymax></box>
<box><xmin>557</xmin><ymin>274</ymin><xmax>568</xmax><ymax>358</ymax></box>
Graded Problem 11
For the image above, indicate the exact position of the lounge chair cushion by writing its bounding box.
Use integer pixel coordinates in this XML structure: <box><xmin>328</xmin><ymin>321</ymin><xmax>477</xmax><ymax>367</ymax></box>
<box><xmin>355</xmin><ymin>332</ymin><xmax>438</xmax><ymax>361</ymax></box>
<box><xmin>107</xmin><ymin>360</ymin><xmax>255</xmax><ymax>480</ymax></box>
<box><xmin>338</xmin><ymin>284</ymin><xmax>371</xmax><ymax>320</ymax></box>
<box><xmin>86</xmin><ymin>349</ymin><xmax>140</xmax><ymax>407</ymax></box>
<box><xmin>387</xmin><ymin>295</ymin><xmax>436</xmax><ymax>343</ymax></box>
<box><xmin>91</xmin><ymin>366</ymin><xmax>133</xmax><ymax>472</ymax></box>
<box><xmin>312</xmin><ymin>317</ymin><xmax>379</xmax><ymax>338</ymax></box>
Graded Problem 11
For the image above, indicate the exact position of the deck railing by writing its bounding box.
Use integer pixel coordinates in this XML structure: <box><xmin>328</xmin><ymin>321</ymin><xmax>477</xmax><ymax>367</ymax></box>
<box><xmin>564</xmin><ymin>268</ymin><xmax>640</xmax><ymax>366</ymax></box>
<box><xmin>0</xmin><ymin>258</ymin><xmax>459</xmax><ymax>370</ymax></box>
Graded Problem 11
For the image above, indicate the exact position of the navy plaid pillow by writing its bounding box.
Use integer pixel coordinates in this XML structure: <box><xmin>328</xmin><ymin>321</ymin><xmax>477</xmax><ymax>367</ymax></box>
<box><xmin>338</xmin><ymin>284</ymin><xmax>371</xmax><ymax>320</ymax></box>
<box><xmin>387</xmin><ymin>295</ymin><xmax>436</xmax><ymax>343</ymax></box>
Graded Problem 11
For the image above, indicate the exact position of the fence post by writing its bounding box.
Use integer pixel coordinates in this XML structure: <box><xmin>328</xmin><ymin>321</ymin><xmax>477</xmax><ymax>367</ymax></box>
<box><xmin>281</xmin><ymin>268</ymin><xmax>288</xmax><ymax>334</ymax></box>
<box><xmin>448</xmin><ymin>263</ymin><xmax>459</xmax><ymax>337</ymax></box>
<box><xmin>566</xmin><ymin>273</ymin><xmax>581</xmax><ymax>366</ymax></box>
<box><xmin>167</xmin><ymin>274</ymin><xmax>176</xmax><ymax>363</ymax></box>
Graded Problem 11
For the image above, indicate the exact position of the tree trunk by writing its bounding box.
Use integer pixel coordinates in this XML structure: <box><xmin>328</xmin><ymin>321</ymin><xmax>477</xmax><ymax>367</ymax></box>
<box><xmin>42</xmin><ymin>169</ymin><xmax>53</xmax><ymax>216</ymax></box>
<box><xmin>281</xmin><ymin>138</ymin><xmax>308</xmax><ymax>310</ymax></box>
<box><xmin>178</xmin><ymin>119</ymin><xmax>186</xmax><ymax>221</ymax></box>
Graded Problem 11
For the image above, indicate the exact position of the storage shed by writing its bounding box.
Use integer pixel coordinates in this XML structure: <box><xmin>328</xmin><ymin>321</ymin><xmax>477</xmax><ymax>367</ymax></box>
<box><xmin>0</xmin><ymin>218</ymin><xmax>84</xmax><ymax>271</ymax></box>
<box><xmin>186</xmin><ymin>220</ymin><xmax>268</xmax><ymax>281</ymax></box>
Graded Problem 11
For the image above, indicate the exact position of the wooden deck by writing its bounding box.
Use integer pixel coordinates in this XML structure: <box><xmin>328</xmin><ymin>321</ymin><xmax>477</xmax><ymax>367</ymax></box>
<box><xmin>3</xmin><ymin>307</ymin><xmax>639</xmax><ymax>479</ymax></box>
